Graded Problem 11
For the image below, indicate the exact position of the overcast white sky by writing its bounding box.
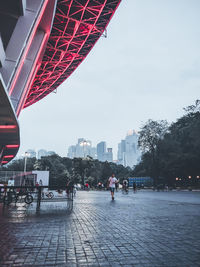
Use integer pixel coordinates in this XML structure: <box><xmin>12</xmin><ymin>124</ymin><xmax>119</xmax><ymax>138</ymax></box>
<box><xmin>17</xmin><ymin>0</ymin><xmax>200</xmax><ymax>159</ymax></box>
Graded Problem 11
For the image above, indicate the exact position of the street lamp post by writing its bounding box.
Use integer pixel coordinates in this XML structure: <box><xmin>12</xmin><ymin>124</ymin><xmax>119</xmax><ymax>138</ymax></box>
<box><xmin>188</xmin><ymin>175</ymin><xmax>192</xmax><ymax>190</ymax></box>
<box><xmin>24</xmin><ymin>152</ymin><xmax>28</xmax><ymax>173</ymax></box>
<box><xmin>175</xmin><ymin>177</ymin><xmax>179</xmax><ymax>189</ymax></box>
<box><xmin>196</xmin><ymin>176</ymin><xmax>199</xmax><ymax>188</ymax></box>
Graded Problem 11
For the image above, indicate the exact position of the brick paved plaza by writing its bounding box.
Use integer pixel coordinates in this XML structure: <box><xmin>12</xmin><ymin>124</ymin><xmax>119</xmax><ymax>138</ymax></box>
<box><xmin>0</xmin><ymin>190</ymin><xmax>200</xmax><ymax>267</ymax></box>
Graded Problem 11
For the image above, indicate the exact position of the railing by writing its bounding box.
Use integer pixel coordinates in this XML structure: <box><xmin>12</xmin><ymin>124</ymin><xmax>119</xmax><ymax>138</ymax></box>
<box><xmin>0</xmin><ymin>185</ymin><xmax>74</xmax><ymax>211</ymax></box>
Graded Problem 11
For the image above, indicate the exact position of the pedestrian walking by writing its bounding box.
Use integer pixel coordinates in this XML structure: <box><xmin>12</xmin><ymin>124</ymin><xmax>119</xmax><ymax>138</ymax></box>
<box><xmin>115</xmin><ymin>180</ymin><xmax>119</xmax><ymax>192</ymax></box>
<box><xmin>108</xmin><ymin>174</ymin><xmax>118</xmax><ymax>200</ymax></box>
<box><xmin>39</xmin><ymin>179</ymin><xmax>44</xmax><ymax>197</ymax></box>
<box><xmin>66</xmin><ymin>179</ymin><xmax>73</xmax><ymax>197</ymax></box>
<box><xmin>73</xmin><ymin>185</ymin><xmax>77</xmax><ymax>197</ymax></box>
<box><xmin>133</xmin><ymin>182</ymin><xmax>137</xmax><ymax>193</ymax></box>
<box><xmin>122</xmin><ymin>179</ymin><xmax>128</xmax><ymax>194</ymax></box>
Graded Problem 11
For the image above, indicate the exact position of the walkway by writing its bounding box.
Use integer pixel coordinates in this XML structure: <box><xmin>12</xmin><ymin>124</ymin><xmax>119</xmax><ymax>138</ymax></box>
<box><xmin>0</xmin><ymin>190</ymin><xmax>200</xmax><ymax>266</ymax></box>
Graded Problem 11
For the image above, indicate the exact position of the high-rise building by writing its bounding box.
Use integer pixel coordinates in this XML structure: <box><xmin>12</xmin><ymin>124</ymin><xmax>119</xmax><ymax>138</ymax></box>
<box><xmin>117</xmin><ymin>130</ymin><xmax>141</xmax><ymax>168</ymax></box>
<box><xmin>105</xmin><ymin>148</ymin><xmax>113</xmax><ymax>162</ymax></box>
<box><xmin>67</xmin><ymin>145</ymin><xmax>76</xmax><ymax>159</ymax></box>
<box><xmin>79</xmin><ymin>140</ymin><xmax>92</xmax><ymax>158</ymax></box>
<box><xmin>67</xmin><ymin>139</ymin><xmax>96</xmax><ymax>159</ymax></box>
<box><xmin>67</xmin><ymin>139</ymin><xmax>112</xmax><ymax>161</ymax></box>
<box><xmin>125</xmin><ymin>130</ymin><xmax>139</xmax><ymax>168</ymax></box>
<box><xmin>97</xmin><ymin>141</ymin><xmax>106</xmax><ymax>161</ymax></box>
<box><xmin>117</xmin><ymin>140</ymin><xmax>126</xmax><ymax>165</ymax></box>
<box><xmin>96</xmin><ymin>142</ymin><xmax>113</xmax><ymax>162</ymax></box>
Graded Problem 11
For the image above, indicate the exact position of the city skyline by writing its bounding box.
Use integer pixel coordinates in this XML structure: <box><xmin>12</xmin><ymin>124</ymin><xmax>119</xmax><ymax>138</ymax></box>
<box><xmin>17</xmin><ymin>0</ymin><xmax>200</xmax><ymax>161</ymax></box>
<box><xmin>17</xmin><ymin>128</ymin><xmax>140</xmax><ymax>169</ymax></box>
<box><xmin>18</xmin><ymin>128</ymin><xmax>139</xmax><ymax>161</ymax></box>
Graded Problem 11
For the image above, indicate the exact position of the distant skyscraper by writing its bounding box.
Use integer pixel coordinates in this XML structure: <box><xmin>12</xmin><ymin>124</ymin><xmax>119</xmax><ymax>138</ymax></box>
<box><xmin>125</xmin><ymin>130</ymin><xmax>141</xmax><ymax>168</ymax></box>
<box><xmin>117</xmin><ymin>130</ymin><xmax>141</xmax><ymax>168</ymax></box>
<box><xmin>67</xmin><ymin>138</ymin><xmax>96</xmax><ymax>159</ymax></box>
<box><xmin>117</xmin><ymin>140</ymin><xmax>126</xmax><ymax>165</ymax></box>
<box><xmin>78</xmin><ymin>138</ymin><xmax>84</xmax><ymax>144</ymax></box>
<box><xmin>79</xmin><ymin>140</ymin><xmax>92</xmax><ymax>158</ymax></box>
<box><xmin>106</xmin><ymin>148</ymin><xmax>113</xmax><ymax>162</ymax></box>
<box><xmin>97</xmin><ymin>141</ymin><xmax>106</xmax><ymax>161</ymax></box>
<box><xmin>67</xmin><ymin>145</ymin><xmax>76</xmax><ymax>158</ymax></box>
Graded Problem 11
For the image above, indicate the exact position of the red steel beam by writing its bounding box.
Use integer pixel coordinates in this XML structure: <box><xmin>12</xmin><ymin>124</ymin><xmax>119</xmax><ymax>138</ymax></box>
<box><xmin>24</xmin><ymin>0</ymin><xmax>121</xmax><ymax>108</ymax></box>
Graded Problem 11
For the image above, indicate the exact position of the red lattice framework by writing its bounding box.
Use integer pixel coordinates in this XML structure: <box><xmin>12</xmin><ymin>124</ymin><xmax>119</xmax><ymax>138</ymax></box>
<box><xmin>24</xmin><ymin>0</ymin><xmax>121</xmax><ymax>108</ymax></box>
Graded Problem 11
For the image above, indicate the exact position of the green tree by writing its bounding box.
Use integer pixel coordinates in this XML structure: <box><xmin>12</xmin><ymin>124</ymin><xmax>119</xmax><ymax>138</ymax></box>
<box><xmin>138</xmin><ymin>119</ymin><xmax>169</xmax><ymax>186</ymax></box>
<box><xmin>134</xmin><ymin>101</ymin><xmax>200</xmax><ymax>188</ymax></box>
<box><xmin>2</xmin><ymin>154</ymin><xmax>132</xmax><ymax>188</ymax></box>
<box><xmin>158</xmin><ymin>108</ymin><xmax>200</xmax><ymax>186</ymax></box>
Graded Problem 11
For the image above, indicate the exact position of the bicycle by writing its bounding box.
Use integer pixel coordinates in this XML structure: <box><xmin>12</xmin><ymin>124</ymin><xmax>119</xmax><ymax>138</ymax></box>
<box><xmin>122</xmin><ymin>184</ymin><xmax>129</xmax><ymax>194</ymax></box>
<box><xmin>15</xmin><ymin>189</ymin><xmax>33</xmax><ymax>204</ymax></box>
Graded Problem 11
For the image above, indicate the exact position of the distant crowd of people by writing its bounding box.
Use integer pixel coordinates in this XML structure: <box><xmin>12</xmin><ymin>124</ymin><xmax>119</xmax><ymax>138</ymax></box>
<box><xmin>0</xmin><ymin>175</ymin><xmax>139</xmax><ymax>203</ymax></box>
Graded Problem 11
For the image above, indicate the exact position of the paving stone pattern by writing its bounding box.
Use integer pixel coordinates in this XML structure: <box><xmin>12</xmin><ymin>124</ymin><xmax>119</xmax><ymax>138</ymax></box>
<box><xmin>0</xmin><ymin>190</ymin><xmax>200</xmax><ymax>266</ymax></box>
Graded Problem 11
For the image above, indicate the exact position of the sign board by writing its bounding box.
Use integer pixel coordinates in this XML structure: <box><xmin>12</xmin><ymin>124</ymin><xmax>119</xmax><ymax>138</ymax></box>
<box><xmin>128</xmin><ymin>177</ymin><xmax>153</xmax><ymax>187</ymax></box>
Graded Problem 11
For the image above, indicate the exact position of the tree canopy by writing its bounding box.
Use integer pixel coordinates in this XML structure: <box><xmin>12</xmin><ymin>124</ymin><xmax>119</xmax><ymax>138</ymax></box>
<box><xmin>133</xmin><ymin>100</ymin><xmax>200</xmax><ymax>187</ymax></box>
<box><xmin>2</xmin><ymin>155</ymin><xmax>131</xmax><ymax>188</ymax></box>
